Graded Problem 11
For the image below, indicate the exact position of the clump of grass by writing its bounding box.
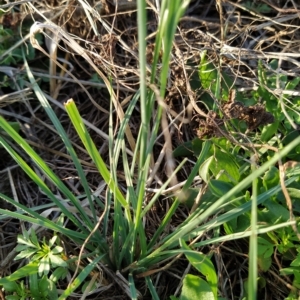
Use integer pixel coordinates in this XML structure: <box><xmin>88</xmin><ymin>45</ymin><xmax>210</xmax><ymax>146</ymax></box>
<box><xmin>1</xmin><ymin>0</ymin><xmax>300</xmax><ymax>299</ymax></box>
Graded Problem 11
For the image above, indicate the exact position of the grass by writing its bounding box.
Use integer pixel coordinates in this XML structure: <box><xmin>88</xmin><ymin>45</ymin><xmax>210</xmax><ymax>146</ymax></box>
<box><xmin>1</xmin><ymin>0</ymin><xmax>300</xmax><ymax>299</ymax></box>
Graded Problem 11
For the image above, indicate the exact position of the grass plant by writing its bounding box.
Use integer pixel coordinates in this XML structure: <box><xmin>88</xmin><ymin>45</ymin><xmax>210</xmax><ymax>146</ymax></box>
<box><xmin>1</xmin><ymin>0</ymin><xmax>300</xmax><ymax>299</ymax></box>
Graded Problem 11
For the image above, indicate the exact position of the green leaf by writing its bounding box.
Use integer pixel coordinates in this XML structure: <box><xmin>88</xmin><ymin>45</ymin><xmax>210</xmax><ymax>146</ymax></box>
<box><xmin>17</xmin><ymin>235</ymin><xmax>36</xmax><ymax>248</ymax></box>
<box><xmin>14</xmin><ymin>249</ymin><xmax>37</xmax><ymax>260</ymax></box>
<box><xmin>261</xmin><ymin>121</ymin><xmax>279</xmax><ymax>142</ymax></box>
<box><xmin>262</xmin><ymin>166</ymin><xmax>279</xmax><ymax>190</ymax></box>
<box><xmin>47</xmin><ymin>278</ymin><xmax>59</xmax><ymax>300</ymax></box>
<box><xmin>181</xmin><ymin>241</ymin><xmax>217</xmax><ymax>298</ymax></box>
<box><xmin>29</xmin><ymin>273</ymin><xmax>40</xmax><ymax>298</ymax></box>
<box><xmin>282</xmin><ymin>130</ymin><xmax>300</xmax><ymax>146</ymax></box>
<box><xmin>173</xmin><ymin>141</ymin><xmax>194</xmax><ymax>157</ymax></box>
<box><xmin>51</xmin><ymin>245</ymin><xmax>63</xmax><ymax>255</ymax></box>
<box><xmin>180</xmin><ymin>188</ymin><xmax>200</xmax><ymax>208</ymax></box>
<box><xmin>291</xmin><ymin>254</ymin><xmax>300</xmax><ymax>267</ymax></box>
<box><xmin>257</xmin><ymin>237</ymin><xmax>274</xmax><ymax>258</ymax></box>
<box><xmin>208</xmin><ymin>180</ymin><xmax>234</xmax><ymax>198</ymax></box>
<box><xmin>223</xmin><ymin>218</ymin><xmax>237</xmax><ymax>234</ymax></box>
<box><xmin>209</xmin><ymin>147</ymin><xmax>240</xmax><ymax>183</ymax></box>
<box><xmin>58</xmin><ymin>254</ymin><xmax>105</xmax><ymax>299</ymax></box>
<box><xmin>49</xmin><ymin>253</ymin><xmax>67</xmax><ymax>267</ymax></box>
<box><xmin>39</xmin><ymin>256</ymin><xmax>50</xmax><ymax>276</ymax></box>
<box><xmin>258</xmin><ymin>255</ymin><xmax>272</xmax><ymax>272</ymax></box>
<box><xmin>280</xmin><ymin>266</ymin><xmax>300</xmax><ymax>276</ymax></box>
<box><xmin>0</xmin><ymin>261</ymin><xmax>39</xmax><ymax>282</ymax></box>
<box><xmin>0</xmin><ymin>279</ymin><xmax>19</xmax><ymax>292</ymax></box>
<box><xmin>30</xmin><ymin>229</ymin><xmax>39</xmax><ymax>247</ymax></box>
<box><xmin>192</xmin><ymin>138</ymin><xmax>204</xmax><ymax>156</ymax></box>
<box><xmin>199</xmin><ymin>156</ymin><xmax>214</xmax><ymax>184</ymax></box>
<box><xmin>286</xmin><ymin>77</ymin><xmax>300</xmax><ymax>90</ymax></box>
<box><xmin>180</xmin><ymin>274</ymin><xmax>214</xmax><ymax>300</ymax></box>
<box><xmin>49</xmin><ymin>267</ymin><xmax>68</xmax><ymax>283</ymax></box>
<box><xmin>64</xmin><ymin>99</ymin><xmax>128</xmax><ymax>210</ymax></box>
<box><xmin>39</xmin><ymin>275</ymin><xmax>50</xmax><ymax>298</ymax></box>
<box><xmin>49</xmin><ymin>236</ymin><xmax>57</xmax><ymax>248</ymax></box>
<box><xmin>264</xmin><ymin>200</ymin><xmax>289</xmax><ymax>223</ymax></box>
<box><xmin>199</xmin><ymin>51</ymin><xmax>233</xmax><ymax>99</ymax></box>
<box><xmin>6</xmin><ymin>296</ymin><xmax>20</xmax><ymax>300</ymax></box>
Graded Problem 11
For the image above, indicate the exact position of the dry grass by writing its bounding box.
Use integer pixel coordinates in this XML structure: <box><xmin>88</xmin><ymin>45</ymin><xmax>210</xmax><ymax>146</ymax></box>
<box><xmin>1</xmin><ymin>0</ymin><xmax>300</xmax><ymax>299</ymax></box>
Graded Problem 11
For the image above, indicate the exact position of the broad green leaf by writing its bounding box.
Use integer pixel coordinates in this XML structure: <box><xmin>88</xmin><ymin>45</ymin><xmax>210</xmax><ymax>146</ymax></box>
<box><xmin>29</xmin><ymin>273</ymin><xmax>39</xmax><ymax>298</ymax></box>
<box><xmin>14</xmin><ymin>249</ymin><xmax>37</xmax><ymax>260</ymax></box>
<box><xmin>6</xmin><ymin>296</ymin><xmax>20</xmax><ymax>300</ymax></box>
<box><xmin>208</xmin><ymin>180</ymin><xmax>234</xmax><ymax>198</ymax></box>
<box><xmin>211</xmin><ymin>137</ymin><xmax>231</xmax><ymax>152</ymax></box>
<box><xmin>199</xmin><ymin>51</ymin><xmax>218</xmax><ymax>90</ymax></box>
<box><xmin>293</xmin><ymin>265</ymin><xmax>300</xmax><ymax>288</ymax></box>
<box><xmin>173</xmin><ymin>141</ymin><xmax>194</xmax><ymax>157</ymax></box>
<box><xmin>39</xmin><ymin>256</ymin><xmax>50</xmax><ymax>276</ymax></box>
<box><xmin>49</xmin><ymin>236</ymin><xmax>58</xmax><ymax>248</ymax></box>
<box><xmin>223</xmin><ymin>218</ymin><xmax>237</xmax><ymax>234</ymax></box>
<box><xmin>181</xmin><ymin>188</ymin><xmax>200</xmax><ymax>208</ymax></box>
<box><xmin>258</xmin><ymin>255</ymin><xmax>272</xmax><ymax>272</ymax></box>
<box><xmin>262</xmin><ymin>166</ymin><xmax>279</xmax><ymax>190</ymax></box>
<box><xmin>257</xmin><ymin>237</ymin><xmax>274</xmax><ymax>258</ymax></box>
<box><xmin>47</xmin><ymin>278</ymin><xmax>59</xmax><ymax>300</ymax></box>
<box><xmin>192</xmin><ymin>138</ymin><xmax>204</xmax><ymax>156</ymax></box>
<box><xmin>261</xmin><ymin>121</ymin><xmax>279</xmax><ymax>142</ymax></box>
<box><xmin>49</xmin><ymin>253</ymin><xmax>67</xmax><ymax>267</ymax></box>
<box><xmin>291</xmin><ymin>254</ymin><xmax>300</xmax><ymax>267</ymax></box>
<box><xmin>0</xmin><ymin>279</ymin><xmax>19</xmax><ymax>292</ymax></box>
<box><xmin>199</xmin><ymin>156</ymin><xmax>214</xmax><ymax>183</ymax></box>
<box><xmin>286</xmin><ymin>77</ymin><xmax>300</xmax><ymax>90</ymax></box>
<box><xmin>181</xmin><ymin>240</ymin><xmax>217</xmax><ymax>298</ymax></box>
<box><xmin>180</xmin><ymin>274</ymin><xmax>214</xmax><ymax>300</ymax></box>
<box><xmin>16</xmin><ymin>235</ymin><xmax>36</xmax><ymax>248</ymax></box>
<box><xmin>39</xmin><ymin>275</ymin><xmax>51</xmax><ymax>298</ymax></box>
<box><xmin>30</xmin><ymin>229</ymin><xmax>39</xmax><ymax>247</ymax></box>
<box><xmin>282</xmin><ymin>130</ymin><xmax>300</xmax><ymax>150</ymax></box>
<box><xmin>209</xmin><ymin>147</ymin><xmax>240</xmax><ymax>183</ymax></box>
<box><xmin>51</xmin><ymin>245</ymin><xmax>63</xmax><ymax>255</ymax></box>
<box><xmin>182</xmin><ymin>188</ymin><xmax>218</xmax><ymax>209</ymax></box>
<box><xmin>264</xmin><ymin>200</ymin><xmax>289</xmax><ymax>223</ymax></box>
<box><xmin>50</xmin><ymin>267</ymin><xmax>68</xmax><ymax>283</ymax></box>
<box><xmin>199</xmin><ymin>51</ymin><xmax>233</xmax><ymax>99</ymax></box>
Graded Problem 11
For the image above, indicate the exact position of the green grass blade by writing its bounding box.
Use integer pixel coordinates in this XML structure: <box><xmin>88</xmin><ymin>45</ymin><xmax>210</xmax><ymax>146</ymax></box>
<box><xmin>58</xmin><ymin>254</ymin><xmax>104</xmax><ymax>299</ymax></box>
<box><xmin>0</xmin><ymin>205</ymin><xmax>85</xmax><ymax>241</ymax></box>
<box><xmin>128</xmin><ymin>273</ymin><xmax>138</xmax><ymax>300</ymax></box>
<box><xmin>145</xmin><ymin>276</ymin><xmax>160</xmax><ymax>300</ymax></box>
<box><xmin>147</xmin><ymin>141</ymin><xmax>211</xmax><ymax>251</ymax></box>
<box><xmin>249</xmin><ymin>160</ymin><xmax>258</xmax><ymax>300</ymax></box>
<box><xmin>23</xmin><ymin>55</ymin><xmax>97</xmax><ymax>226</ymax></box>
<box><xmin>146</xmin><ymin>136</ymin><xmax>300</xmax><ymax>256</ymax></box>
<box><xmin>64</xmin><ymin>99</ymin><xmax>129</xmax><ymax>211</ymax></box>
<box><xmin>0</xmin><ymin>129</ymin><xmax>88</xmax><ymax>233</ymax></box>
